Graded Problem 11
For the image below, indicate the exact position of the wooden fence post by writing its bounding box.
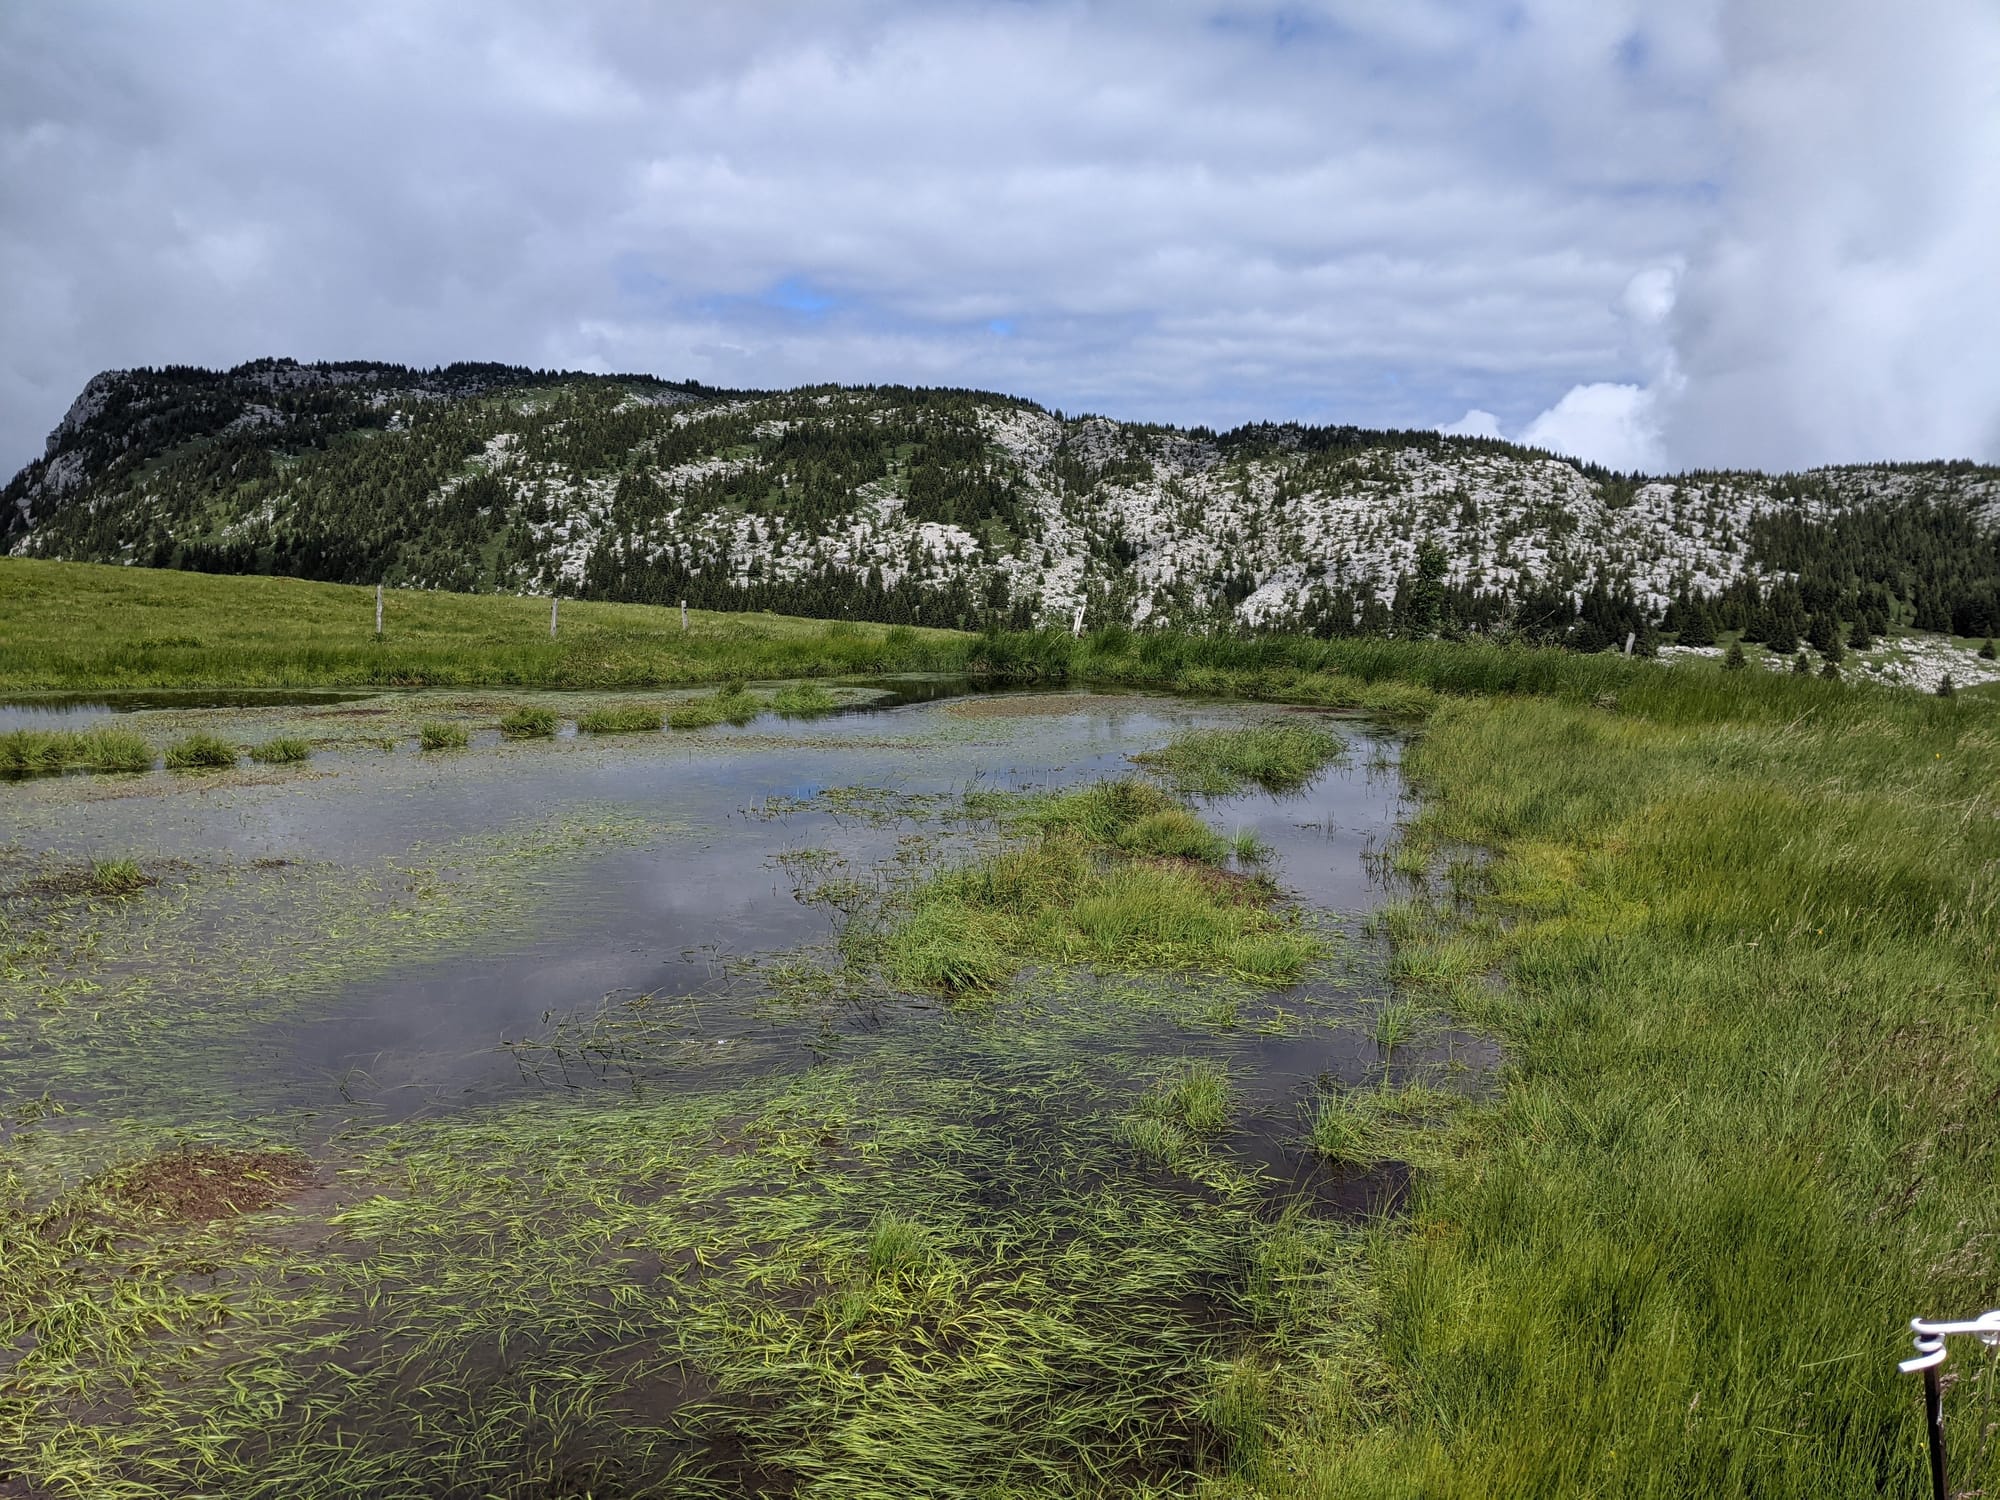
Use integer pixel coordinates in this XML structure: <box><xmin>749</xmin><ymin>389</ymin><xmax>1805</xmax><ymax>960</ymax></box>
<box><xmin>681</xmin><ymin>599</ymin><xmax>687</xmax><ymax>632</ymax></box>
<box><xmin>375</xmin><ymin>584</ymin><xmax>383</xmax><ymax>639</ymax></box>
<box><xmin>551</xmin><ymin>595</ymin><xmax>560</xmax><ymax>638</ymax></box>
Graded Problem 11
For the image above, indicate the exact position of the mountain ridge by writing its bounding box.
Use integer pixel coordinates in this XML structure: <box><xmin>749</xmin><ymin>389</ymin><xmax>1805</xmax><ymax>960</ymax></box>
<box><xmin>8</xmin><ymin>359</ymin><xmax>1999</xmax><ymax>653</ymax></box>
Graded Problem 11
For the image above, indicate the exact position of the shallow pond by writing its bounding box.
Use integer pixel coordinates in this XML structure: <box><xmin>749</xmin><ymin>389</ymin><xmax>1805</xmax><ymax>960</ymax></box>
<box><xmin>0</xmin><ymin>686</ymin><xmax>1491</xmax><ymax>1497</ymax></box>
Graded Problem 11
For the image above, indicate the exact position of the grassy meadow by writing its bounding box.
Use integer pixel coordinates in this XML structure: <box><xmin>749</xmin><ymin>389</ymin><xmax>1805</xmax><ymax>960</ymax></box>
<box><xmin>0</xmin><ymin>558</ymin><xmax>965</xmax><ymax>690</ymax></box>
<box><xmin>4</xmin><ymin>559</ymin><xmax>1998</xmax><ymax>1494</ymax></box>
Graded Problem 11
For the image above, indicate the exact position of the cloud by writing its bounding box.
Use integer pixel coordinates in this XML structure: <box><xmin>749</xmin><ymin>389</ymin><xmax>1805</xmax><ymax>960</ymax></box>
<box><xmin>0</xmin><ymin>1</ymin><xmax>1718</xmax><ymax>476</ymax></box>
<box><xmin>1520</xmin><ymin>384</ymin><xmax>1664</xmax><ymax>472</ymax></box>
<box><xmin>1658</xmin><ymin>0</ymin><xmax>2000</xmax><ymax>469</ymax></box>
<box><xmin>1516</xmin><ymin>0</ymin><xmax>2000</xmax><ymax>472</ymax></box>
<box><xmin>1440</xmin><ymin>409</ymin><xmax>1504</xmax><ymax>440</ymax></box>
<box><xmin>2</xmin><ymin>1</ymin><xmax>1993</xmax><ymax>481</ymax></box>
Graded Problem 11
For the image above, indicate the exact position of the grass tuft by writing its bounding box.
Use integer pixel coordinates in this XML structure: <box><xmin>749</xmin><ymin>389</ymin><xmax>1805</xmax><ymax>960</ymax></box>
<box><xmin>497</xmin><ymin>706</ymin><xmax>558</xmax><ymax>738</ymax></box>
<box><xmin>417</xmin><ymin>720</ymin><xmax>469</xmax><ymax>750</ymax></box>
<box><xmin>164</xmin><ymin>731</ymin><xmax>237</xmax><ymax>769</ymax></box>
<box><xmin>771</xmin><ymin>681</ymin><xmax>838</xmax><ymax>718</ymax></box>
<box><xmin>0</xmin><ymin>725</ymin><xmax>154</xmax><ymax>775</ymax></box>
<box><xmin>666</xmin><ymin>684</ymin><xmax>762</xmax><ymax>729</ymax></box>
<box><xmin>886</xmin><ymin>780</ymin><xmax>1320</xmax><ymax>992</ymax></box>
<box><xmin>247</xmin><ymin>736</ymin><xmax>310</xmax><ymax>764</ymax></box>
<box><xmin>88</xmin><ymin>857</ymin><xmax>150</xmax><ymax>896</ymax></box>
<box><xmin>1136</xmin><ymin>721</ymin><xmax>1348</xmax><ymax>795</ymax></box>
<box><xmin>575</xmin><ymin>704</ymin><xmax>659</xmax><ymax>734</ymax></box>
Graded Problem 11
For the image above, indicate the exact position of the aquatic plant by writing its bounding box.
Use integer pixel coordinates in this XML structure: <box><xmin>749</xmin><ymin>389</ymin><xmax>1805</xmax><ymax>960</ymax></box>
<box><xmin>771</xmin><ymin>681</ymin><xmax>838</xmax><ymax>718</ymax></box>
<box><xmin>886</xmin><ymin>780</ymin><xmax>1320</xmax><ymax>993</ymax></box>
<box><xmin>666</xmin><ymin>684</ymin><xmax>762</xmax><ymax>729</ymax></box>
<box><xmin>1136</xmin><ymin>721</ymin><xmax>1347</xmax><ymax>795</ymax></box>
<box><xmin>0</xmin><ymin>725</ymin><xmax>153</xmax><ymax>775</ymax></box>
<box><xmin>1372</xmin><ymin>999</ymin><xmax>1421</xmax><ymax>1056</ymax></box>
<box><xmin>1309</xmin><ymin>1090</ymin><xmax>1384</xmax><ymax>1165</ymax></box>
<box><xmin>88</xmin><ymin>857</ymin><xmax>149</xmax><ymax>896</ymax></box>
<box><xmin>247</xmin><ymin>736</ymin><xmax>311</xmax><ymax>764</ymax></box>
<box><xmin>417</xmin><ymin>720</ymin><xmax>469</xmax><ymax>750</ymax></box>
<box><xmin>1114</xmin><ymin>807</ymin><xmax>1229</xmax><ymax>863</ymax></box>
<box><xmin>576</xmin><ymin>704</ymin><xmax>662</xmax><ymax>734</ymax></box>
<box><xmin>497</xmin><ymin>706</ymin><xmax>558</xmax><ymax>738</ymax></box>
<box><xmin>163</xmin><ymin>731</ymin><xmax>237</xmax><ymax>769</ymax></box>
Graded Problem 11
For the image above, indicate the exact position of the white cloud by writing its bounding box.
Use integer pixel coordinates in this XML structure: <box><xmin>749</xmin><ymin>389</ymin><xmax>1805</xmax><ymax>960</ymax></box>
<box><xmin>1</xmin><ymin>1</ymin><xmax>1993</xmax><ymax>480</ymax></box>
<box><xmin>1440</xmin><ymin>409</ymin><xmax>1504</xmax><ymax>440</ymax></box>
<box><xmin>1521</xmin><ymin>383</ymin><xmax>1664</xmax><ymax>472</ymax></box>
<box><xmin>1658</xmin><ymin>0</ymin><xmax>2000</xmax><ymax>469</ymax></box>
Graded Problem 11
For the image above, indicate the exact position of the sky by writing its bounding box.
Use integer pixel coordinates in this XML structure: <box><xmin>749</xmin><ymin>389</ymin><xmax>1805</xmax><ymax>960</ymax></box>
<box><xmin>2</xmin><ymin>0</ymin><xmax>1996</xmax><ymax>480</ymax></box>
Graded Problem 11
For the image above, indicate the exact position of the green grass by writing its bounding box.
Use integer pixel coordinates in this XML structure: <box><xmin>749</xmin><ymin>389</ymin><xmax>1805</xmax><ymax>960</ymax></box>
<box><xmin>771</xmin><ymin>681</ymin><xmax>839</xmax><ymax>718</ymax></box>
<box><xmin>0</xmin><ymin>557</ymin><xmax>968</xmax><ymax>691</ymax></box>
<box><xmin>497</xmin><ymin>705</ymin><xmax>558</xmax><ymax>738</ymax></box>
<box><xmin>1285</xmin><ymin>689</ymin><xmax>2000</xmax><ymax>1496</ymax></box>
<box><xmin>10</xmin><ymin>562</ymin><xmax>2000</xmax><ymax>1496</ymax></box>
<box><xmin>575</xmin><ymin>704</ymin><xmax>661</xmax><ymax>735</ymax></box>
<box><xmin>246</xmin><ymin>736</ymin><xmax>310</xmax><ymax>764</ymax></box>
<box><xmin>1136</xmin><ymin>721</ymin><xmax>1349</xmax><ymax>794</ymax></box>
<box><xmin>0</xmin><ymin>725</ymin><xmax>153</xmax><ymax>776</ymax></box>
<box><xmin>88</xmin><ymin>858</ymin><xmax>149</xmax><ymax>897</ymax></box>
<box><xmin>416</xmin><ymin>720</ymin><xmax>469</xmax><ymax>750</ymax></box>
<box><xmin>884</xmin><ymin>780</ymin><xmax>1320</xmax><ymax>994</ymax></box>
<box><xmin>162</xmin><ymin>731</ymin><xmax>236</xmax><ymax>769</ymax></box>
<box><xmin>665</xmin><ymin>684</ymin><xmax>761</xmax><ymax>729</ymax></box>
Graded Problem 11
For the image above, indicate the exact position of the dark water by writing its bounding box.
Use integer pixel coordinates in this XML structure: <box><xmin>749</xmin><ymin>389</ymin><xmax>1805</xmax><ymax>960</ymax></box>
<box><xmin>0</xmin><ymin>688</ymin><xmax>375</xmax><ymax>731</ymax></box>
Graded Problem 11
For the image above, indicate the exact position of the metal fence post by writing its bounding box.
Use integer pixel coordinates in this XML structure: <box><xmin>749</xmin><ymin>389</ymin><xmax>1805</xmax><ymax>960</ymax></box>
<box><xmin>1900</xmin><ymin>1310</ymin><xmax>2000</xmax><ymax>1500</ymax></box>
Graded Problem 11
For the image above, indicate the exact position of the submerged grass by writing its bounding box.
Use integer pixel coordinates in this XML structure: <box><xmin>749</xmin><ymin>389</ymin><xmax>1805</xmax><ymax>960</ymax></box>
<box><xmin>0</xmin><ymin>1064</ymin><xmax>1381</xmax><ymax>1499</ymax></box>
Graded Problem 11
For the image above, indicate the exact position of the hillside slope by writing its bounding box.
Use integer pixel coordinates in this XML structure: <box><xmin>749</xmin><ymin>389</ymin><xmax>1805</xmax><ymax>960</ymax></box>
<box><xmin>8</xmin><ymin>359</ymin><xmax>1999</xmax><ymax>648</ymax></box>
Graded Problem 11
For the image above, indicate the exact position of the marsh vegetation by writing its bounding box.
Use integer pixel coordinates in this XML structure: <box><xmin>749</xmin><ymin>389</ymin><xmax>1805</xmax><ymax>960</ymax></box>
<box><xmin>3</xmin><ymin>575</ymin><xmax>1996</xmax><ymax>1497</ymax></box>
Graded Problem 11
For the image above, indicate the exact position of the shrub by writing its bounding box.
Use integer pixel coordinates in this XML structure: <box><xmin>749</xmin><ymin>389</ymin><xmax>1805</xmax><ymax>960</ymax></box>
<box><xmin>498</xmin><ymin>706</ymin><xmax>558</xmax><ymax>738</ymax></box>
<box><xmin>248</xmin><ymin>737</ymin><xmax>310</xmax><ymax>764</ymax></box>
<box><xmin>1722</xmin><ymin>641</ymin><xmax>1748</xmax><ymax>670</ymax></box>
<box><xmin>164</xmin><ymin>732</ymin><xmax>237</xmax><ymax>770</ymax></box>
<box><xmin>418</xmin><ymin>721</ymin><xmax>469</xmax><ymax>750</ymax></box>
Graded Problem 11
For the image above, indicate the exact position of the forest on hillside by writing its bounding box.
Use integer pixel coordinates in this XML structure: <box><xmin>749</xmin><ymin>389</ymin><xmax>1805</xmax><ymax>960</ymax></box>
<box><xmin>7</xmin><ymin>360</ymin><xmax>1998</xmax><ymax>651</ymax></box>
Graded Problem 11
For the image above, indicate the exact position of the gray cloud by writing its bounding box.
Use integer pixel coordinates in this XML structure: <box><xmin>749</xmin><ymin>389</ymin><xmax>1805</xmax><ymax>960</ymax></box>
<box><xmin>2</xmin><ymin>1</ymin><xmax>1989</xmax><ymax>478</ymax></box>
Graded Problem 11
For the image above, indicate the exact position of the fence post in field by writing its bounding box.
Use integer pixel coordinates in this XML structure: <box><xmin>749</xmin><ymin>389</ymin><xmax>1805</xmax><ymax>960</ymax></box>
<box><xmin>1899</xmin><ymin>1308</ymin><xmax>2000</xmax><ymax>1500</ymax></box>
<box><xmin>681</xmin><ymin>599</ymin><xmax>687</xmax><ymax>632</ymax></box>
<box><xmin>1624</xmin><ymin>631</ymin><xmax>1635</xmax><ymax>656</ymax></box>
<box><xmin>375</xmin><ymin>584</ymin><xmax>383</xmax><ymax>638</ymax></box>
<box><xmin>551</xmin><ymin>595</ymin><xmax>560</xmax><ymax>638</ymax></box>
<box><xmin>1072</xmin><ymin>603</ymin><xmax>1086</xmax><ymax>637</ymax></box>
